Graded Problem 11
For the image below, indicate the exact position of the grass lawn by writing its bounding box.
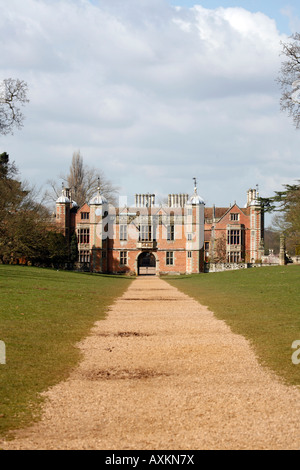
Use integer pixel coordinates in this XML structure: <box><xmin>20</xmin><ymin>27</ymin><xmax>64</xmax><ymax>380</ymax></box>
<box><xmin>0</xmin><ymin>265</ymin><xmax>132</xmax><ymax>438</ymax></box>
<box><xmin>166</xmin><ymin>265</ymin><xmax>300</xmax><ymax>387</ymax></box>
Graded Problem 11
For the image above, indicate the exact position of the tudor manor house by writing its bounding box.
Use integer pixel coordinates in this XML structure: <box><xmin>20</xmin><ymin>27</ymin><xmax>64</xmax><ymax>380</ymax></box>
<box><xmin>55</xmin><ymin>182</ymin><xmax>264</xmax><ymax>275</ymax></box>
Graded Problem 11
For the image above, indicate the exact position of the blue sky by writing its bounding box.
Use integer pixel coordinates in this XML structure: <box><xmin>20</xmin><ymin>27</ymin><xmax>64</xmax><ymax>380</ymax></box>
<box><xmin>169</xmin><ymin>0</ymin><xmax>300</xmax><ymax>33</ymax></box>
<box><xmin>1</xmin><ymin>0</ymin><xmax>300</xmax><ymax>215</ymax></box>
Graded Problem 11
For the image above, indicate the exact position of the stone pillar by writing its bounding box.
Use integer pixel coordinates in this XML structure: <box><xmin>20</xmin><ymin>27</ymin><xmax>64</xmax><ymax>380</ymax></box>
<box><xmin>259</xmin><ymin>238</ymin><xmax>264</xmax><ymax>261</ymax></box>
<box><xmin>279</xmin><ymin>234</ymin><xmax>286</xmax><ymax>266</ymax></box>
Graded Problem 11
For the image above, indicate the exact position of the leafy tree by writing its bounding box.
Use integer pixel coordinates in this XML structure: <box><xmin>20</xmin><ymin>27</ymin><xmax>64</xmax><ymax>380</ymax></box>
<box><xmin>0</xmin><ymin>79</ymin><xmax>29</xmax><ymax>135</ymax></box>
<box><xmin>0</xmin><ymin>154</ymin><xmax>69</xmax><ymax>266</ymax></box>
<box><xmin>43</xmin><ymin>232</ymin><xmax>69</xmax><ymax>268</ymax></box>
<box><xmin>70</xmin><ymin>233</ymin><xmax>79</xmax><ymax>265</ymax></box>
<box><xmin>264</xmin><ymin>228</ymin><xmax>280</xmax><ymax>255</ymax></box>
<box><xmin>0</xmin><ymin>152</ymin><xmax>17</xmax><ymax>178</ymax></box>
<box><xmin>259</xmin><ymin>182</ymin><xmax>300</xmax><ymax>255</ymax></box>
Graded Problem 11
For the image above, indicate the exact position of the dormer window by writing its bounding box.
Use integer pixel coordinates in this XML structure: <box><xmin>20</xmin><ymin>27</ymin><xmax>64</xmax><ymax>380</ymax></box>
<box><xmin>231</xmin><ymin>213</ymin><xmax>239</xmax><ymax>221</ymax></box>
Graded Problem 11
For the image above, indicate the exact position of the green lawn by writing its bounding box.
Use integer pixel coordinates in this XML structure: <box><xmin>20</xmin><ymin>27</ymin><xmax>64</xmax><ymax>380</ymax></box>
<box><xmin>0</xmin><ymin>266</ymin><xmax>132</xmax><ymax>438</ymax></box>
<box><xmin>166</xmin><ymin>265</ymin><xmax>300</xmax><ymax>387</ymax></box>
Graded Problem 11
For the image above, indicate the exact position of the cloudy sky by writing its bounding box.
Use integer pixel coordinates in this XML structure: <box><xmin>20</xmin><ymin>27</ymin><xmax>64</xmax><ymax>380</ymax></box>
<box><xmin>1</xmin><ymin>0</ymin><xmax>300</xmax><ymax>212</ymax></box>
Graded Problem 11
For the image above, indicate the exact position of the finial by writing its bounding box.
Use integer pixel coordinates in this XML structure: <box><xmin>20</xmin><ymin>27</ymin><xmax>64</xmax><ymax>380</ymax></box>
<box><xmin>193</xmin><ymin>177</ymin><xmax>197</xmax><ymax>194</ymax></box>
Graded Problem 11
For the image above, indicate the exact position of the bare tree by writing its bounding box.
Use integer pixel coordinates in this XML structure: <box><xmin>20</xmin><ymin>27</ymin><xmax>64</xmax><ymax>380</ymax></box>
<box><xmin>45</xmin><ymin>151</ymin><xmax>119</xmax><ymax>207</ymax></box>
<box><xmin>0</xmin><ymin>79</ymin><xmax>29</xmax><ymax>135</ymax></box>
<box><xmin>277</xmin><ymin>33</ymin><xmax>300</xmax><ymax>128</ymax></box>
<box><xmin>212</xmin><ymin>232</ymin><xmax>227</xmax><ymax>263</ymax></box>
<box><xmin>66</xmin><ymin>151</ymin><xmax>86</xmax><ymax>206</ymax></box>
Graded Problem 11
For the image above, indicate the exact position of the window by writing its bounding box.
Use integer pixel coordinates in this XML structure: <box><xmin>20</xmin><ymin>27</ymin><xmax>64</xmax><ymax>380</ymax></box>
<box><xmin>81</xmin><ymin>212</ymin><xmax>90</xmax><ymax>220</ymax></box>
<box><xmin>204</xmin><ymin>242</ymin><xmax>210</xmax><ymax>251</ymax></box>
<box><xmin>139</xmin><ymin>225</ymin><xmax>152</xmax><ymax>241</ymax></box>
<box><xmin>227</xmin><ymin>229</ymin><xmax>240</xmax><ymax>245</ymax></box>
<box><xmin>79</xmin><ymin>250</ymin><xmax>90</xmax><ymax>264</ymax></box>
<box><xmin>79</xmin><ymin>228</ymin><xmax>90</xmax><ymax>244</ymax></box>
<box><xmin>227</xmin><ymin>252</ymin><xmax>241</xmax><ymax>263</ymax></box>
<box><xmin>187</xmin><ymin>209</ymin><xmax>193</xmax><ymax>216</ymax></box>
<box><xmin>187</xmin><ymin>233</ymin><xmax>192</xmax><ymax>241</ymax></box>
<box><xmin>230</xmin><ymin>213</ymin><xmax>239</xmax><ymax>221</ymax></box>
<box><xmin>187</xmin><ymin>251</ymin><xmax>192</xmax><ymax>258</ymax></box>
<box><xmin>167</xmin><ymin>225</ymin><xmax>175</xmax><ymax>241</ymax></box>
<box><xmin>166</xmin><ymin>252</ymin><xmax>174</xmax><ymax>266</ymax></box>
<box><xmin>120</xmin><ymin>251</ymin><xmax>127</xmax><ymax>265</ymax></box>
<box><xmin>120</xmin><ymin>225</ymin><xmax>127</xmax><ymax>241</ymax></box>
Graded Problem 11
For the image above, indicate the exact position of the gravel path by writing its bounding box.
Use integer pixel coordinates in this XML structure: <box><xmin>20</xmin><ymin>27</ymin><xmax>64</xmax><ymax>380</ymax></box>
<box><xmin>2</xmin><ymin>276</ymin><xmax>300</xmax><ymax>450</ymax></box>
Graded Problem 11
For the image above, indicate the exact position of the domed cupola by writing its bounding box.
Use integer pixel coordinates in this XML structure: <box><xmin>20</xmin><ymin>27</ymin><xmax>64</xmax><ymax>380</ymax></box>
<box><xmin>187</xmin><ymin>178</ymin><xmax>205</xmax><ymax>205</ymax></box>
<box><xmin>56</xmin><ymin>186</ymin><xmax>71</xmax><ymax>204</ymax></box>
<box><xmin>89</xmin><ymin>187</ymin><xmax>108</xmax><ymax>206</ymax></box>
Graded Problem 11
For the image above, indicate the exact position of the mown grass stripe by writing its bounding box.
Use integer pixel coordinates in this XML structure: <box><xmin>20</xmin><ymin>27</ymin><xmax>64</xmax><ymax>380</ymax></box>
<box><xmin>0</xmin><ymin>266</ymin><xmax>132</xmax><ymax>438</ymax></box>
<box><xmin>166</xmin><ymin>265</ymin><xmax>300</xmax><ymax>387</ymax></box>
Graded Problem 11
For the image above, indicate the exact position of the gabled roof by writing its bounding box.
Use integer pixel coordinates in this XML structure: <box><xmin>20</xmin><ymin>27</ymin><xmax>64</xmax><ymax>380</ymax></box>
<box><xmin>77</xmin><ymin>202</ymin><xmax>90</xmax><ymax>212</ymax></box>
<box><xmin>205</xmin><ymin>207</ymin><xmax>228</xmax><ymax>220</ymax></box>
<box><xmin>205</xmin><ymin>204</ymin><xmax>250</xmax><ymax>224</ymax></box>
<box><xmin>216</xmin><ymin>204</ymin><xmax>243</xmax><ymax>223</ymax></box>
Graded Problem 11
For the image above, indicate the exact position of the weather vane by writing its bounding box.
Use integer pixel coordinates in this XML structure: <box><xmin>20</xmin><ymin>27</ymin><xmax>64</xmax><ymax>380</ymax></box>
<box><xmin>193</xmin><ymin>177</ymin><xmax>197</xmax><ymax>193</ymax></box>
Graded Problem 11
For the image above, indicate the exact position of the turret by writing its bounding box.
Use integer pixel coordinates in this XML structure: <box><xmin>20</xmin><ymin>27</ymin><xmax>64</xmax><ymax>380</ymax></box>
<box><xmin>88</xmin><ymin>186</ymin><xmax>109</xmax><ymax>272</ymax></box>
<box><xmin>186</xmin><ymin>178</ymin><xmax>205</xmax><ymax>272</ymax></box>
<box><xmin>247</xmin><ymin>188</ymin><xmax>259</xmax><ymax>207</ymax></box>
<box><xmin>56</xmin><ymin>186</ymin><xmax>71</xmax><ymax>240</ymax></box>
<box><xmin>247</xmin><ymin>186</ymin><xmax>264</xmax><ymax>262</ymax></box>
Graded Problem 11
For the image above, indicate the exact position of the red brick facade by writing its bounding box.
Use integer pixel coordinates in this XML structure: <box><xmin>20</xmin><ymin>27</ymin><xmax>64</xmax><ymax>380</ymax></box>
<box><xmin>204</xmin><ymin>192</ymin><xmax>264</xmax><ymax>264</ymax></box>
<box><xmin>56</xmin><ymin>187</ymin><xmax>264</xmax><ymax>274</ymax></box>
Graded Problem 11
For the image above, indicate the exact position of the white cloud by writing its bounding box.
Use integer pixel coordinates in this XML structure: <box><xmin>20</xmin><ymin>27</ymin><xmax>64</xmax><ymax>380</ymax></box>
<box><xmin>0</xmin><ymin>0</ymin><xmax>299</xmax><ymax>209</ymax></box>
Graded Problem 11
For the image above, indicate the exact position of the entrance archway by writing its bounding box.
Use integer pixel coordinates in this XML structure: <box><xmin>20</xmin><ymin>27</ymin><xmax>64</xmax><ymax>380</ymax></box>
<box><xmin>138</xmin><ymin>252</ymin><xmax>156</xmax><ymax>276</ymax></box>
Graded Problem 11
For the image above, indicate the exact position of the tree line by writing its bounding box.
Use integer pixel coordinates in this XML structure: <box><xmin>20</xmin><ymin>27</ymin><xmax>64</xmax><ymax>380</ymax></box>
<box><xmin>0</xmin><ymin>151</ymin><xmax>118</xmax><ymax>268</ymax></box>
<box><xmin>0</xmin><ymin>152</ymin><xmax>67</xmax><ymax>267</ymax></box>
<box><xmin>263</xmin><ymin>33</ymin><xmax>300</xmax><ymax>257</ymax></box>
<box><xmin>0</xmin><ymin>150</ymin><xmax>119</xmax><ymax>268</ymax></box>
<box><xmin>259</xmin><ymin>182</ymin><xmax>300</xmax><ymax>257</ymax></box>
<box><xmin>0</xmin><ymin>79</ymin><xmax>118</xmax><ymax>268</ymax></box>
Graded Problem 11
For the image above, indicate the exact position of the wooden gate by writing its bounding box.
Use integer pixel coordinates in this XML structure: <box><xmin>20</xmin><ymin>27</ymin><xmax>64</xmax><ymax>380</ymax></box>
<box><xmin>138</xmin><ymin>252</ymin><xmax>156</xmax><ymax>276</ymax></box>
<box><xmin>139</xmin><ymin>266</ymin><xmax>156</xmax><ymax>275</ymax></box>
